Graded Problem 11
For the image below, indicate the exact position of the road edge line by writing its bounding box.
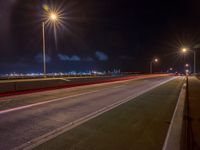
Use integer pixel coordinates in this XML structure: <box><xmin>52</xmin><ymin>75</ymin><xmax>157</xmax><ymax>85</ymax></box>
<box><xmin>162</xmin><ymin>78</ymin><xmax>186</xmax><ymax>150</ymax></box>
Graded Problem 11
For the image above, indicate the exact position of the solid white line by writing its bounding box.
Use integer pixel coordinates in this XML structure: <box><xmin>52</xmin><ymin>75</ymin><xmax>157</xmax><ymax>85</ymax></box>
<box><xmin>0</xmin><ymin>84</ymin><xmax>129</xmax><ymax>115</ymax></box>
<box><xmin>0</xmin><ymin>90</ymin><xmax>100</xmax><ymax>115</ymax></box>
<box><xmin>162</xmin><ymin>79</ymin><xmax>186</xmax><ymax>150</ymax></box>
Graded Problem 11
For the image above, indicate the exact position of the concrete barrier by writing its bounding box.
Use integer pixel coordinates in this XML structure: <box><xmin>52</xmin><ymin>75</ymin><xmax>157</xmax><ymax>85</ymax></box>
<box><xmin>0</xmin><ymin>79</ymin><xmax>67</xmax><ymax>93</ymax></box>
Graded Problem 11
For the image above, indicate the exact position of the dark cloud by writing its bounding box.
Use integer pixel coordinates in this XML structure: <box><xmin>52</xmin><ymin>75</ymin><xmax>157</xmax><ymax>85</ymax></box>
<box><xmin>58</xmin><ymin>53</ymin><xmax>94</xmax><ymax>62</ymax></box>
<box><xmin>95</xmin><ymin>51</ymin><xmax>108</xmax><ymax>61</ymax></box>
<box><xmin>58</xmin><ymin>54</ymin><xmax>81</xmax><ymax>61</ymax></box>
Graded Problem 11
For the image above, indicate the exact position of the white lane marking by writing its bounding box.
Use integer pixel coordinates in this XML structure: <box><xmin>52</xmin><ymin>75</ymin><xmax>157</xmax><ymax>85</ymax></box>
<box><xmin>60</xmin><ymin>78</ymin><xmax>71</xmax><ymax>82</ymax></box>
<box><xmin>0</xmin><ymin>84</ymin><xmax>128</xmax><ymax>115</ymax></box>
<box><xmin>0</xmin><ymin>90</ymin><xmax>100</xmax><ymax>115</ymax></box>
<box><xmin>14</xmin><ymin>77</ymin><xmax>177</xmax><ymax>150</ymax></box>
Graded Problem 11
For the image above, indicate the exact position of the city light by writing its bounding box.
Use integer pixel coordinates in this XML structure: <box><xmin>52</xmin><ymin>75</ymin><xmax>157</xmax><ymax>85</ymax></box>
<box><xmin>180</xmin><ymin>47</ymin><xmax>196</xmax><ymax>73</ymax></box>
<box><xmin>182</xmin><ymin>48</ymin><xmax>187</xmax><ymax>53</ymax></box>
<box><xmin>50</xmin><ymin>13</ymin><xmax>57</xmax><ymax>21</ymax></box>
<box><xmin>185</xmin><ymin>69</ymin><xmax>189</xmax><ymax>73</ymax></box>
<box><xmin>154</xmin><ymin>58</ymin><xmax>158</xmax><ymax>62</ymax></box>
<box><xmin>42</xmin><ymin>4</ymin><xmax>66</xmax><ymax>28</ymax></box>
<box><xmin>150</xmin><ymin>58</ymin><xmax>159</xmax><ymax>74</ymax></box>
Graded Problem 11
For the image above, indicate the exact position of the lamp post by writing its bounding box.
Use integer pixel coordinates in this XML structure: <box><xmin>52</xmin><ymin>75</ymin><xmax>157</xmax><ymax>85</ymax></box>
<box><xmin>150</xmin><ymin>58</ymin><xmax>158</xmax><ymax>74</ymax></box>
<box><xmin>181</xmin><ymin>48</ymin><xmax>196</xmax><ymax>74</ymax></box>
<box><xmin>42</xmin><ymin>22</ymin><xmax>46</xmax><ymax>77</ymax></box>
<box><xmin>42</xmin><ymin>13</ymin><xmax>58</xmax><ymax>77</ymax></box>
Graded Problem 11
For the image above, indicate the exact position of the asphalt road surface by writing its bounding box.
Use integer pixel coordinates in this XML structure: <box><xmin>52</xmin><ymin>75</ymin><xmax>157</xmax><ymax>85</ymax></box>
<box><xmin>0</xmin><ymin>76</ymin><xmax>176</xmax><ymax>149</ymax></box>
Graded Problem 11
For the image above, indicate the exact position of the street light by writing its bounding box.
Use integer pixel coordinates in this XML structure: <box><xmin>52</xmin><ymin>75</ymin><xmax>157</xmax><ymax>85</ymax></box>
<box><xmin>181</xmin><ymin>47</ymin><xmax>196</xmax><ymax>74</ymax></box>
<box><xmin>50</xmin><ymin>13</ymin><xmax>57</xmax><ymax>21</ymax></box>
<box><xmin>42</xmin><ymin>12</ymin><xmax>58</xmax><ymax>77</ymax></box>
<box><xmin>182</xmin><ymin>48</ymin><xmax>187</xmax><ymax>53</ymax></box>
<box><xmin>185</xmin><ymin>63</ymin><xmax>192</xmax><ymax>74</ymax></box>
<box><xmin>150</xmin><ymin>58</ymin><xmax>158</xmax><ymax>74</ymax></box>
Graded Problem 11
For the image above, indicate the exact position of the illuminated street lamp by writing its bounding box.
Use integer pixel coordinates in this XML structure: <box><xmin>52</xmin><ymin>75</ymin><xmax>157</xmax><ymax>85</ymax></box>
<box><xmin>42</xmin><ymin>12</ymin><xmax>58</xmax><ymax>77</ymax></box>
<box><xmin>185</xmin><ymin>63</ymin><xmax>191</xmax><ymax>73</ymax></box>
<box><xmin>50</xmin><ymin>13</ymin><xmax>57</xmax><ymax>21</ymax></box>
<box><xmin>150</xmin><ymin>58</ymin><xmax>158</xmax><ymax>74</ymax></box>
<box><xmin>185</xmin><ymin>64</ymin><xmax>189</xmax><ymax>67</ymax></box>
<box><xmin>181</xmin><ymin>48</ymin><xmax>196</xmax><ymax>74</ymax></box>
<box><xmin>182</xmin><ymin>48</ymin><xmax>187</xmax><ymax>53</ymax></box>
<box><xmin>185</xmin><ymin>69</ymin><xmax>189</xmax><ymax>75</ymax></box>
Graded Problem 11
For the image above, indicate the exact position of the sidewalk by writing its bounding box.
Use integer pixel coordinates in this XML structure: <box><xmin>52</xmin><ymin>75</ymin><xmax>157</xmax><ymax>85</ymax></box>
<box><xmin>188</xmin><ymin>76</ymin><xmax>200</xmax><ymax>149</ymax></box>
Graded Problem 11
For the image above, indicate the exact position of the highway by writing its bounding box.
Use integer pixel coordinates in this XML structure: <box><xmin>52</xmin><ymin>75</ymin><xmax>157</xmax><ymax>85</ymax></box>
<box><xmin>0</xmin><ymin>76</ymin><xmax>176</xmax><ymax>149</ymax></box>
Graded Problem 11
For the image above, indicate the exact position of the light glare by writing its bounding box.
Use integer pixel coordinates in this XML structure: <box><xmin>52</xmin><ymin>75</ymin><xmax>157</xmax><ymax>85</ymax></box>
<box><xmin>50</xmin><ymin>13</ymin><xmax>57</xmax><ymax>21</ymax></box>
<box><xmin>154</xmin><ymin>58</ymin><xmax>158</xmax><ymax>62</ymax></box>
<box><xmin>185</xmin><ymin>64</ymin><xmax>189</xmax><ymax>67</ymax></box>
<box><xmin>182</xmin><ymin>48</ymin><xmax>187</xmax><ymax>53</ymax></box>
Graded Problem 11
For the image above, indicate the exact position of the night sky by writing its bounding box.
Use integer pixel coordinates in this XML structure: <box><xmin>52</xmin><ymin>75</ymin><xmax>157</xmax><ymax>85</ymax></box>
<box><xmin>1</xmin><ymin>0</ymin><xmax>200</xmax><ymax>74</ymax></box>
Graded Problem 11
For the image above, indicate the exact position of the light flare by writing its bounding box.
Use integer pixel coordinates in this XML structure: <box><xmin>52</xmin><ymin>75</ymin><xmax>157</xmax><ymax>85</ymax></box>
<box><xmin>42</xmin><ymin>4</ymin><xmax>67</xmax><ymax>30</ymax></box>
